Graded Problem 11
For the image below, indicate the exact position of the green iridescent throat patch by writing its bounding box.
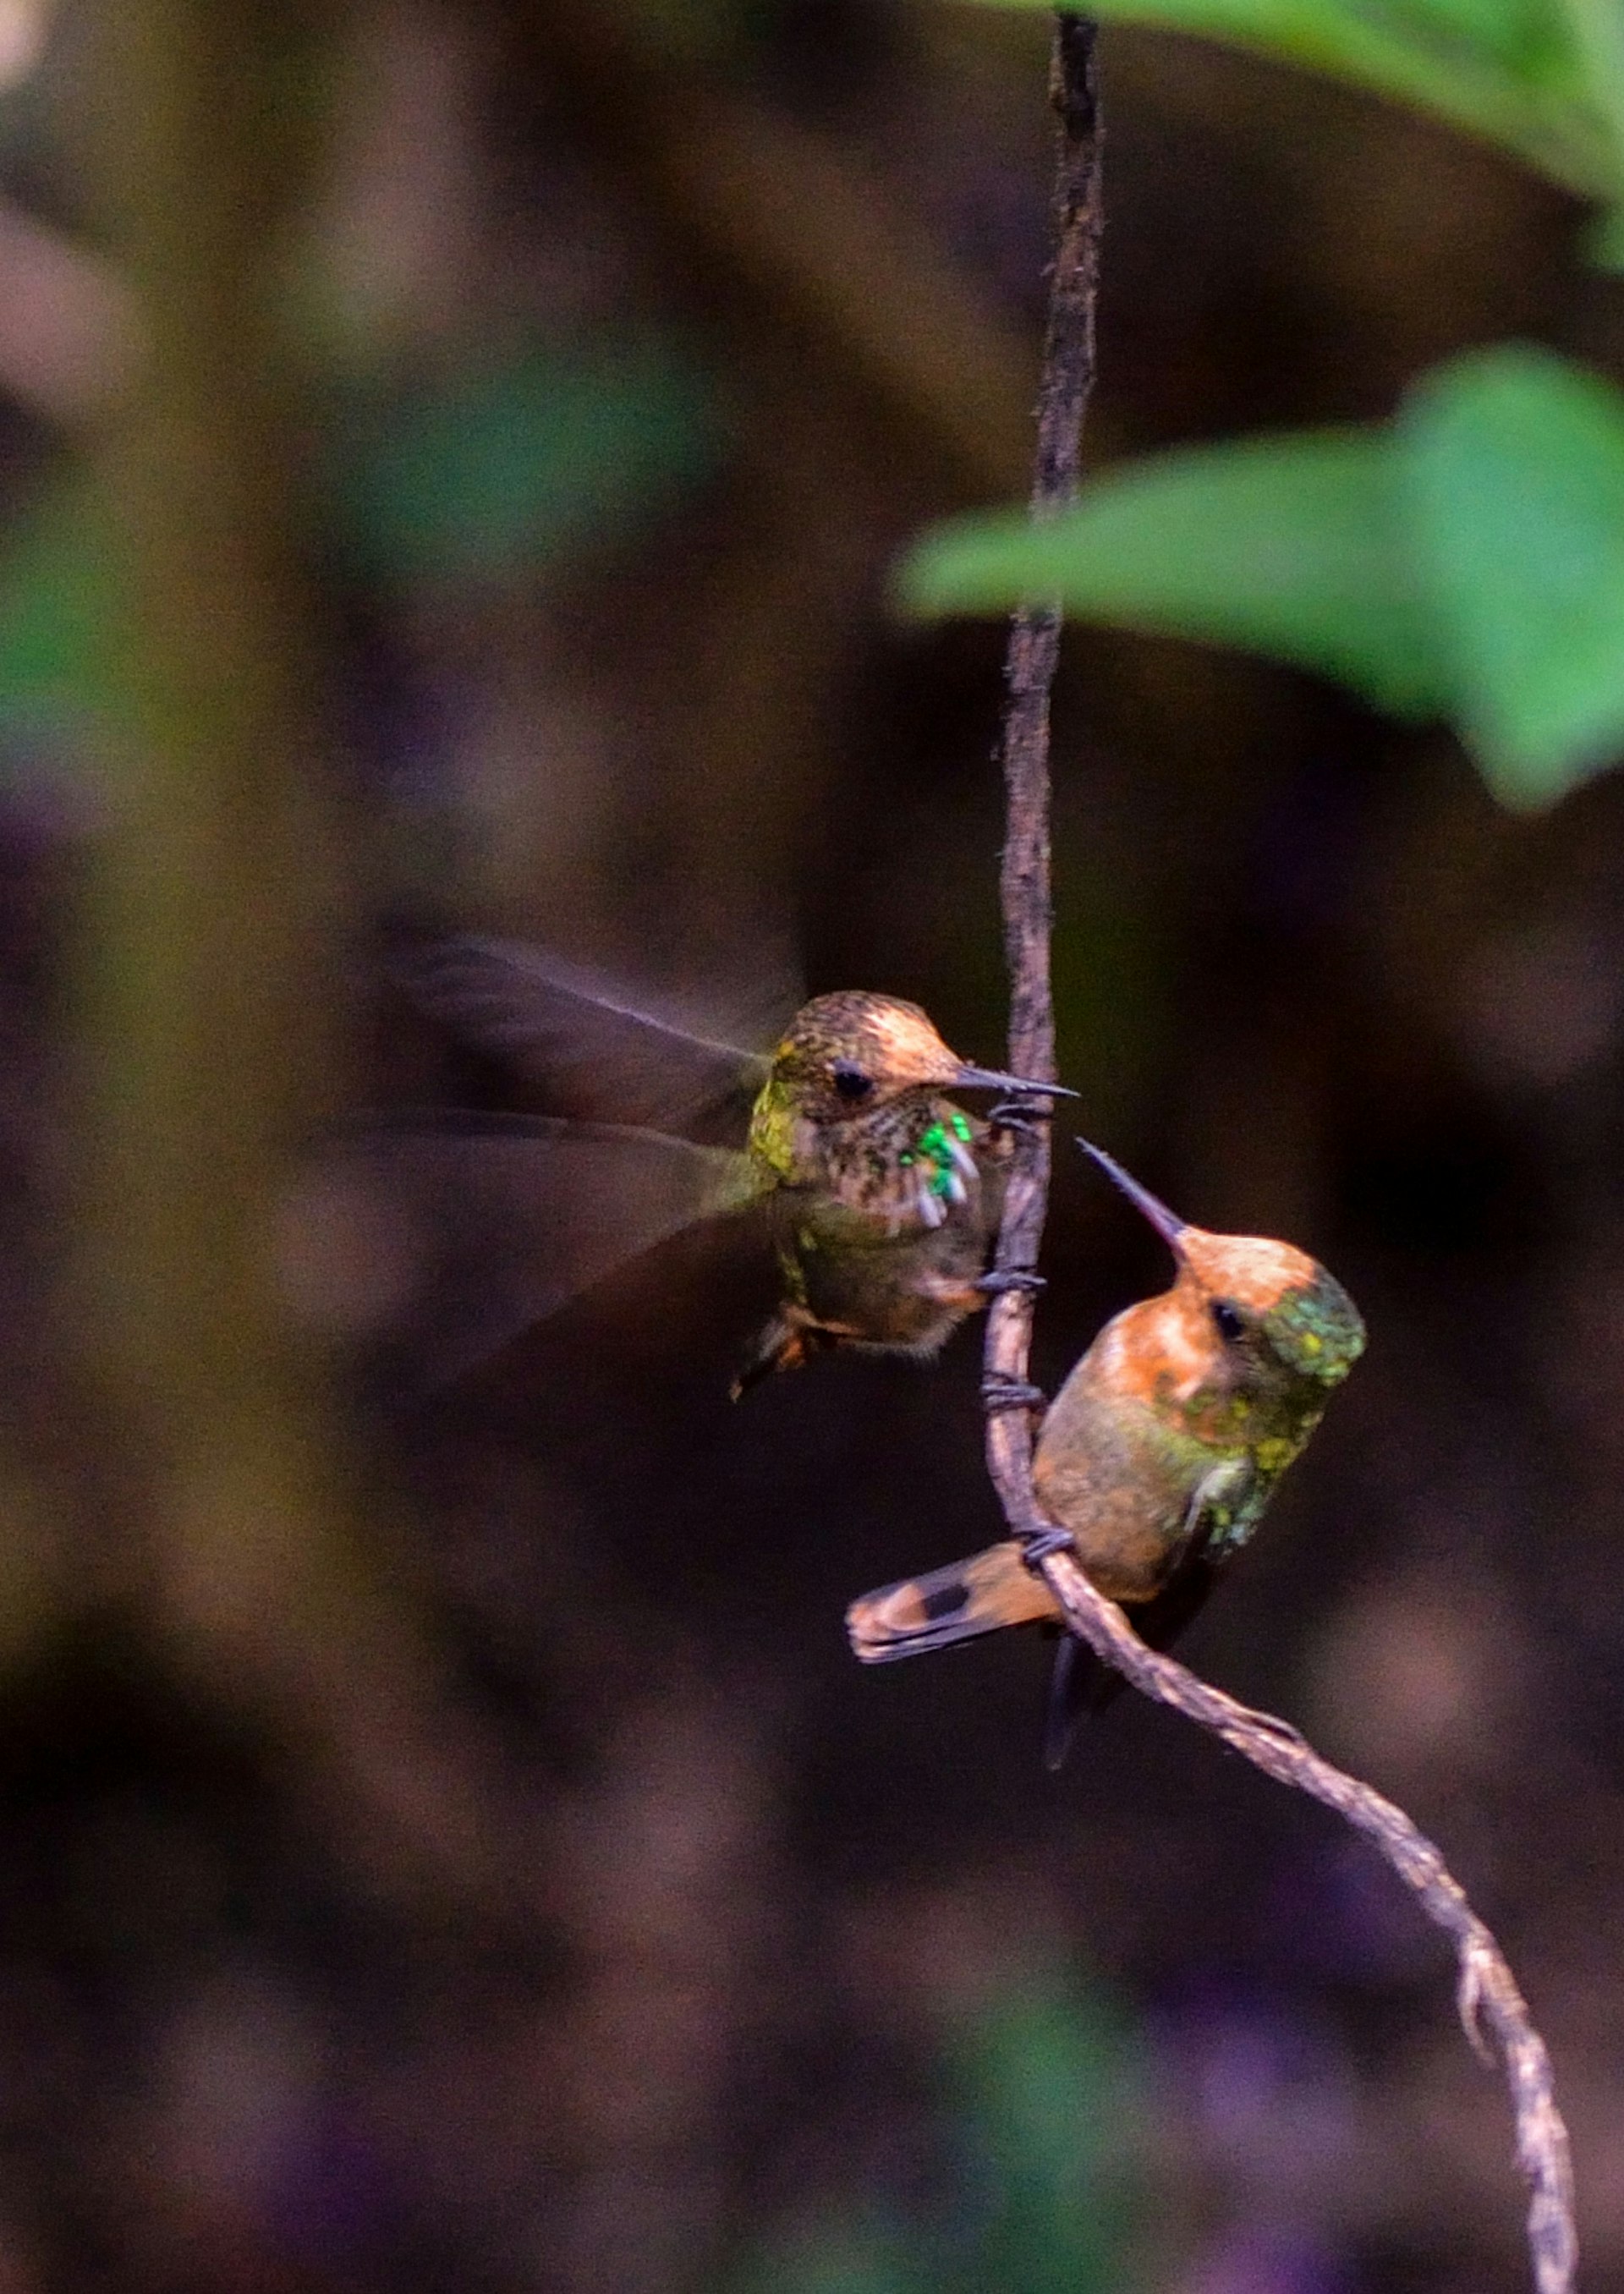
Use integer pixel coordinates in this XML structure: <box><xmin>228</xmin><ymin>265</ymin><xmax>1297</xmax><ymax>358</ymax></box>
<box><xmin>913</xmin><ymin>1111</ymin><xmax>974</xmax><ymax>1199</ymax></box>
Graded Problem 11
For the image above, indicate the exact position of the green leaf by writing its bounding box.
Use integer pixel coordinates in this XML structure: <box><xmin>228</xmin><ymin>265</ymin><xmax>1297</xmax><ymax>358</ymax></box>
<box><xmin>1581</xmin><ymin>202</ymin><xmax>1624</xmax><ymax>266</ymax></box>
<box><xmin>1398</xmin><ymin>343</ymin><xmax>1624</xmax><ymax>804</ymax></box>
<box><xmin>961</xmin><ymin>0</ymin><xmax>1620</xmax><ymax>199</ymax></box>
<box><xmin>899</xmin><ymin>331</ymin><xmax>1624</xmax><ymax>811</ymax></box>
<box><xmin>898</xmin><ymin>430</ymin><xmax>1448</xmax><ymax>715</ymax></box>
<box><xmin>1557</xmin><ymin>0</ymin><xmax>1624</xmax><ymax>172</ymax></box>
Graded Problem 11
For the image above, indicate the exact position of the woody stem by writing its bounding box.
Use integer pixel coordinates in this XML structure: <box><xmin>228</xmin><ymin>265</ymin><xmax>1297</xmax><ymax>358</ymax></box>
<box><xmin>981</xmin><ymin>12</ymin><xmax>1100</xmax><ymax>1478</ymax></box>
<box><xmin>979</xmin><ymin>19</ymin><xmax>1575</xmax><ymax>2294</ymax></box>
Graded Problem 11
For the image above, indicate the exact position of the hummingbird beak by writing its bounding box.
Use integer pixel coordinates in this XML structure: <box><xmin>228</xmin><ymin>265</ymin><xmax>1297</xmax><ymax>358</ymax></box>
<box><xmin>949</xmin><ymin>1065</ymin><xmax>1078</xmax><ymax>1098</ymax></box>
<box><xmin>1078</xmin><ymin>1139</ymin><xmax>1187</xmax><ymax>1249</ymax></box>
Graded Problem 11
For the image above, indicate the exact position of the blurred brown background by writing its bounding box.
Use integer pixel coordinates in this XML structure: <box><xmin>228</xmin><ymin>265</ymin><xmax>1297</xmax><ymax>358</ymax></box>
<box><xmin>0</xmin><ymin>2</ymin><xmax>1617</xmax><ymax>2289</ymax></box>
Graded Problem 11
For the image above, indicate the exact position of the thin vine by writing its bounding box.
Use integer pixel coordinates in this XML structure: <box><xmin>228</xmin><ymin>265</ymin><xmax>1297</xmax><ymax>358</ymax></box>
<box><xmin>979</xmin><ymin>19</ymin><xmax>1577</xmax><ymax>2291</ymax></box>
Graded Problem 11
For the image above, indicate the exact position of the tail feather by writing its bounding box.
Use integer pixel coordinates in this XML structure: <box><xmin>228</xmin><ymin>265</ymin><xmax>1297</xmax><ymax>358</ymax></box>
<box><xmin>1043</xmin><ymin>1633</ymin><xmax>1086</xmax><ymax>1771</ymax></box>
<box><xmin>846</xmin><ymin>1541</ymin><xmax>1062</xmax><ymax>1664</ymax></box>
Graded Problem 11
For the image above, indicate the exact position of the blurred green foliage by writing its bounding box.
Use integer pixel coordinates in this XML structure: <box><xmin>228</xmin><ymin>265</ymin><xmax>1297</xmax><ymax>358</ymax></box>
<box><xmin>736</xmin><ymin>1975</ymin><xmax>1144</xmax><ymax>2294</ymax></box>
<box><xmin>901</xmin><ymin>431</ymin><xmax>1443</xmax><ymax>714</ymax></box>
<box><xmin>0</xmin><ymin>484</ymin><xmax>118</xmax><ymax>736</ymax></box>
<box><xmin>903</xmin><ymin>343</ymin><xmax>1624</xmax><ymax>809</ymax></box>
<box><xmin>911</xmin><ymin>0</ymin><xmax>1624</xmax><ymax>811</ymax></box>
<box><xmin>737</xmin><ymin>2221</ymin><xmax>921</xmax><ymax>2294</ymax></box>
<box><xmin>0</xmin><ymin>333</ymin><xmax>725</xmax><ymax>749</ymax></box>
<box><xmin>328</xmin><ymin>337</ymin><xmax>725</xmax><ymax>584</ymax></box>
<box><xmin>1405</xmin><ymin>345</ymin><xmax>1624</xmax><ymax>796</ymax></box>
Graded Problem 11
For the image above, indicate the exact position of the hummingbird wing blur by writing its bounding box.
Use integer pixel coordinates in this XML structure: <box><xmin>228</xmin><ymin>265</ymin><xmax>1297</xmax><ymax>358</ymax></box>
<box><xmin>281</xmin><ymin>1111</ymin><xmax>765</xmax><ymax>1391</ymax></box>
<box><xmin>394</xmin><ymin>936</ymin><xmax>781</xmax><ymax>1135</ymax></box>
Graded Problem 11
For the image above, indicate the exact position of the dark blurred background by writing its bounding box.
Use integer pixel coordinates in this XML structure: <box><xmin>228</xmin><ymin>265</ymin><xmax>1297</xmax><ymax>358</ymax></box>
<box><xmin>0</xmin><ymin>2</ymin><xmax>1617</xmax><ymax>2289</ymax></box>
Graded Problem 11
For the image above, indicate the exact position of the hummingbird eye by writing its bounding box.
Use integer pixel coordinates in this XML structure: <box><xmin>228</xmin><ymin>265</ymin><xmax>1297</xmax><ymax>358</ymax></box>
<box><xmin>832</xmin><ymin>1061</ymin><xmax>875</xmax><ymax>1104</ymax></box>
<box><xmin>1210</xmin><ymin>1298</ymin><xmax>1248</xmax><ymax>1344</ymax></box>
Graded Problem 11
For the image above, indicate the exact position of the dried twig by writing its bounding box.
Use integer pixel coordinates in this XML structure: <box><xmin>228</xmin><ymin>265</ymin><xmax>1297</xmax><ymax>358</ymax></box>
<box><xmin>981</xmin><ymin>19</ymin><xmax>1577</xmax><ymax>2293</ymax></box>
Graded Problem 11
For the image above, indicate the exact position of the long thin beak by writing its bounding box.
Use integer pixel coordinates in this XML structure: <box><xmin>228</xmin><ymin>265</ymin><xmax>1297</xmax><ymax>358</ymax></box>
<box><xmin>1078</xmin><ymin>1139</ymin><xmax>1186</xmax><ymax>1248</ymax></box>
<box><xmin>951</xmin><ymin>1064</ymin><xmax>1078</xmax><ymax>1098</ymax></box>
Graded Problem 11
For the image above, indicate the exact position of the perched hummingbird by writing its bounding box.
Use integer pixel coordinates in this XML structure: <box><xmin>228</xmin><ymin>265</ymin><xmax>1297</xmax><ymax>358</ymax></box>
<box><xmin>845</xmin><ymin>1142</ymin><xmax>1365</xmax><ymax>1759</ymax></box>
<box><xmin>345</xmin><ymin>937</ymin><xmax>1072</xmax><ymax>1395</ymax></box>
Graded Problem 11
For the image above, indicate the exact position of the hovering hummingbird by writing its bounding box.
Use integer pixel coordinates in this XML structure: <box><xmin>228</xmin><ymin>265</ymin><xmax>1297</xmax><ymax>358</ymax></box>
<box><xmin>339</xmin><ymin>937</ymin><xmax>1072</xmax><ymax>1395</ymax></box>
<box><xmin>845</xmin><ymin>1141</ymin><xmax>1365</xmax><ymax>1760</ymax></box>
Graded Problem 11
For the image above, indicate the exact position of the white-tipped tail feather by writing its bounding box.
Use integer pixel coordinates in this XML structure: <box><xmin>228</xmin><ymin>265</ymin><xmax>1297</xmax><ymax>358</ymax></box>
<box><xmin>845</xmin><ymin>1540</ymin><xmax>1062</xmax><ymax>1663</ymax></box>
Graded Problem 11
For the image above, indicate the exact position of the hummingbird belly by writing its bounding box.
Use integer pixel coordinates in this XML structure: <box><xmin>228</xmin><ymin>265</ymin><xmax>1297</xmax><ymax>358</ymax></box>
<box><xmin>1032</xmin><ymin>1376</ymin><xmax>1237</xmax><ymax>1604</ymax></box>
<box><xmin>785</xmin><ymin>1200</ymin><xmax>992</xmax><ymax>1354</ymax></box>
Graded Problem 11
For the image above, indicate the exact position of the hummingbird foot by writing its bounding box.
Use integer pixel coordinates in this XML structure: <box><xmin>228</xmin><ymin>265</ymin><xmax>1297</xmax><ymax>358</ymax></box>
<box><xmin>730</xmin><ymin>1311</ymin><xmax>837</xmax><ymax>1398</ymax></box>
<box><xmin>980</xmin><ymin>1374</ymin><xmax>1046</xmax><ymax>1414</ymax></box>
<box><xmin>986</xmin><ymin>1099</ymin><xmax>1045</xmax><ymax>1139</ymax></box>
<box><xmin>1018</xmin><ymin>1524</ymin><xmax>1076</xmax><ymax>1566</ymax></box>
<box><xmin>976</xmin><ymin>1269</ymin><xmax>1045</xmax><ymax>1297</ymax></box>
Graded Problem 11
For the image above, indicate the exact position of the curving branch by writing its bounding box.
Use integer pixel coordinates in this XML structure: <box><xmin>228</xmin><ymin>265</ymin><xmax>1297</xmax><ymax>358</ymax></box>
<box><xmin>979</xmin><ymin>18</ymin><xmax>1577</xmax><ymax>2293</ymax></box>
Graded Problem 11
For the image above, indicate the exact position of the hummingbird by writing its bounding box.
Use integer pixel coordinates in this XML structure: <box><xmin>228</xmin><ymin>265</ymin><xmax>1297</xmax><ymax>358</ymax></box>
<box><xmin>337</xmin><ymin>936</ymin><xmax>1073</xmax><ymax>1395</ymax></box>
<box><xmin>845</xmin><ymin>1141</ymin><xmax>1365</xmax><ymax>1760</ymax></box>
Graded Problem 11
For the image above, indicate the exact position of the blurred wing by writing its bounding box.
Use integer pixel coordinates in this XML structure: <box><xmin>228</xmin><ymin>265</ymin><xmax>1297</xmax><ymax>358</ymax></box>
<box><xmin>394</xmin><ymin>936</ymin><xmax>779</xmax><ymax>1133</ymax></box>
<box><xmin>280</xmin><ymin>1112</ymin><xmax>762</xmax><ymax>1391</ymax></box>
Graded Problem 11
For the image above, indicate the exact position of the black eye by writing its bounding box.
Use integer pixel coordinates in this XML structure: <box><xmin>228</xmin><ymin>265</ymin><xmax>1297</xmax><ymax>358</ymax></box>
<box><xmin>832</xmin><ymin>1062</ymin><xmax>874</xmax><ymax>1103</ymax></box>
<box><xmin>1210</xmin><ymin>1299</ymin><xmax>1247</xmax><ymax>1343</ymax></box>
